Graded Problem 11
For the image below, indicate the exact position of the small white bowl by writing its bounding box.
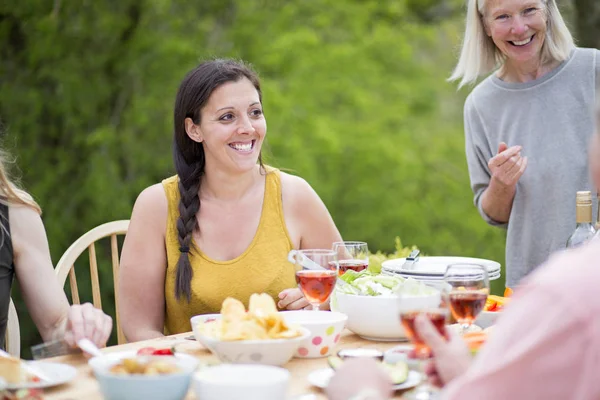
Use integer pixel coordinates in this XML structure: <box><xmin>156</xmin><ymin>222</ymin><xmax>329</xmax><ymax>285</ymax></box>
<box><xmin>281</xmin><ymin>311</ymin><xmax>348</xmax><ymax>358</ymax></box>
<box><xmin>335</xmin><ymin>291</ymin><xmax>441</xmax><ymax>341</ymax></box>
<box><xmin>193</xmin><ymin>364</ymin><xmax>289</xmax><ymax>400</ymax></box>
<box><xmin>191</xmin><ymin>313</ymin><xmax>311</xmax><ymax>366</ymax></box>
<box><xmin>89</xmin><ymin>351</ymin><xmax>199</xmax><ymax>400</ymax></box>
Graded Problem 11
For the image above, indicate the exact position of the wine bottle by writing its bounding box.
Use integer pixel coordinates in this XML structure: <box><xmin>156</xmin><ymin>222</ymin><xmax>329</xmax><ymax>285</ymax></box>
<box><xmin>566</xmin><ymin>191</ymin><xmax>596</xmax><ymax>248</ymax></box>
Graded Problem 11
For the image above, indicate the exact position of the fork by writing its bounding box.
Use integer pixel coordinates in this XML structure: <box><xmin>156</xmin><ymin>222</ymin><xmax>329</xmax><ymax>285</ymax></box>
<box><xmin>30</xmin><ymin>338</ymin><xmax>80</xmax><ymax>360</ymax></box>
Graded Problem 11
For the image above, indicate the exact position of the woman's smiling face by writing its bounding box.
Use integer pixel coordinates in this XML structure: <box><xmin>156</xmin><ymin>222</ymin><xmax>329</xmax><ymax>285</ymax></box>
<box><xmin>483</xmin><ymin>0</ymin><xmax>547</xmax><ymax>66</ymax></box>
<box><xmin>186</xmin><ymin>77</ymin><xmax>266</xmax><ymax>174</ymax></box>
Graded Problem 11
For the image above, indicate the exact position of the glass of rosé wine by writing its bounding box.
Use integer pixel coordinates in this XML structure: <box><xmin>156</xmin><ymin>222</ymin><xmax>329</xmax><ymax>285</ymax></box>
<box><xmin>288</xmin><ymin>249</ymin><xmax>338</xmax><ymax>311</ymax></box>
<box><xmin>332</xmin><ymin>241</ymin><xmax>369</xmax><ymax>277</ymax></box>
<box><xmin>443</xmin><ymin>263</ymin><xmax>489</xmax><ymax>334</ymax></box>
<box><xmin>398</xmin><ymin>292</ymin><xmax>448</xmax><ymax>400</ymax></box>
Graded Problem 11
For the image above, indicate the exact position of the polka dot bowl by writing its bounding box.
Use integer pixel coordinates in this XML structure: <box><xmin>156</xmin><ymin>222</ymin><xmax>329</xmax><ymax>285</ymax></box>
<box><xmin>281</xmin><ymin>311</ymin><xmax>348</xmax><ymax>358</ymax></box>
<box><xmin>191</xmin><ymin>314</ymin><xmax>311</xmax><ymax>366</ymax></box>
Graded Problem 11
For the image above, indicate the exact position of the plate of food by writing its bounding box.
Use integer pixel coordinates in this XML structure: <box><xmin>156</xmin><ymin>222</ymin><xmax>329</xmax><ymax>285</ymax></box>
<box><xmin>0</xmin><ymin>354</ymin><xmax>77</xmax><ymax>390</ymax></box>
<box><xmin>307</xmin><ymin>356</ymin><xmax>420</xmax><ymax>391</ymax></box>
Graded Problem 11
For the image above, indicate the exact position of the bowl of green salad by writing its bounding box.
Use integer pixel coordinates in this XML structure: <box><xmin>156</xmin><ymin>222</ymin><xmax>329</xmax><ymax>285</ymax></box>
<box><xmin>331</xmin><ymin>270</ymin><xmax>441</xmax><ymax>341</ymax></box>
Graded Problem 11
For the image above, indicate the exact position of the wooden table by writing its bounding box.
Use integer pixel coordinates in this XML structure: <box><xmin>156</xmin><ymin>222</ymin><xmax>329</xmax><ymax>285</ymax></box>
<box><xmin>43</xmin><ymin>330</ymin><xmax>411</xmax><ymax>399</ymax></box>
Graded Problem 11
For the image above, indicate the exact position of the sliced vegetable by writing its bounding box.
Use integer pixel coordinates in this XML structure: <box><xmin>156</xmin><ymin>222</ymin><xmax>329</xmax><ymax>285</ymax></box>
<box><xmin>327</xmin><ymin>356</ymin><xmax>409</xmax><ymax>384</ymax></box>
<box><xmin>336</xmin><ymin>270</ymin><xmax>436</xmax><ymax>297</ymax></box>
<box><xmin>483</xmin><ymin>295</ymin><xmax>510</xmax><ymax>312</ymax></box>
<box><xmin>136</xmin><ymin>347</ymin><xmax>175</xmax><ymax>356</ymax></box>
<box><xmin>463</xmin><ymin>331</ymin><xmax>487</xmax><ymax>354</ymax></box>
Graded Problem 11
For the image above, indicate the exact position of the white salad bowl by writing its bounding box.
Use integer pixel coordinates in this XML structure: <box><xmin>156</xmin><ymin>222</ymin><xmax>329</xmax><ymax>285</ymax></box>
<box><xmin>332</xmin><ymin>275</ymin><xmax>442</xmax><ymax>341</ymax></box>
<box><xmin>335</xmin><ymin>291</ymin><xmax>441</xmax><ymax>341</ymax></box>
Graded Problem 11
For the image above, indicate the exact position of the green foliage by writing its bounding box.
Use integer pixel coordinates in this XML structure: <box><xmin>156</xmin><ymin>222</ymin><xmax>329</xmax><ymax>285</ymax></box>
<box><xmin>368</xmin><ymin>237</ymin><xmax>420</xmax><ymax>274</ymax></box>
<box><xmin>0</xmin><ymin>0</ymin><xmax>508</xmax><ymax>357</ymax></box>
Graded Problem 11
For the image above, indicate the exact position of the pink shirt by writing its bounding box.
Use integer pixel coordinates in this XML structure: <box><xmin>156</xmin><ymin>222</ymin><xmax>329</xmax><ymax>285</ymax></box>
<box><xmin>443</xmin><ymin>240</ymin><xmax>600</xmax><ymax>400</ymax></box>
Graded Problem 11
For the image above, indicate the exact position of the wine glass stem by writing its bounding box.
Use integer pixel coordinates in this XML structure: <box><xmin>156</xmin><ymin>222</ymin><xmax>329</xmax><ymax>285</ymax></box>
<box><xmin>414</xmin><ymin>355</ymin><xmax>436</xmax><ymax>399</ymax></box>
<box><xmin>460</xmin><ymin>322</ymin><xmax>470</xmax><ymax>334</ymax></box>
<box><xmin>311</xmin><ymin>303</ymin><xmax>320</xmax><ymax>311</ymax></box>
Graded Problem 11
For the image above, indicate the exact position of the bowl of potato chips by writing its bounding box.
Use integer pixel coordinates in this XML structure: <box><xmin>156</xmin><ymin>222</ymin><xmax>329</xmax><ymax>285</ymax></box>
<box><xmin>191</xmin><ymin>294</ymin><xmax>310</xmax><ymax>366</ymax></box>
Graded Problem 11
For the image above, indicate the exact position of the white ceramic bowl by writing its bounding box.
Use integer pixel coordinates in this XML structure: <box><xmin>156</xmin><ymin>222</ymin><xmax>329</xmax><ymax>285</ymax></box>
<box><xmin>475</xmin><ymin>310</ymin><xmax>501</xmax><ymax>329</ymax></box>
<box><xmin>193</xmin><ymin>364</ymin><xmax>289</xmax><ymax>400</ymax></box>
<box><xmin>281</xmin><ymin>311</ymin><xmax>348</xmax><ymax>358</ymax></box>
<box><xmin>334</xmin><ymin>291</ymin><xmax>441</xmax><ymax>341</ymax></box>
<box><xmin>89</xmin><ymin>351</ymin><xmax>199</xmax><ymax>400</ymax></box>
<box><xmin>191</xmin><ymin>313</ymin><xmax>311</xmax><ymax>366</ymax></box>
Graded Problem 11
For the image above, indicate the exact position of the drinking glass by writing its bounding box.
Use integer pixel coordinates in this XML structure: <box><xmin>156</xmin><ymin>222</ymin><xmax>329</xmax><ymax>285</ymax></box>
<box><xmin>398</xmin><ymin>292</ymin><xmax>448</xmax><ymax>400</ymax></box>
<box><xmin>443</xmin><ymin>263</ymin><xmax>489</xmax><ymax>334</ymax></box>
<box><xmin>289</xmin><ymin>249</ymin><xmax>338</xmax><ymax>311</ymax></box>
<box><xmin>332</xmin><ymin>241</ymin><xmax>369</xmax><ymax>277</ymax></box>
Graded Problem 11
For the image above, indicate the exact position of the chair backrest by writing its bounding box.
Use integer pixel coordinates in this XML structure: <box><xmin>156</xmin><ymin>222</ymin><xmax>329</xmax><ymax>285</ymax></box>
<box><xmin>6</xmin><ymin>298</ymin><xmax>20</xmax><ymax>357</ymax></box>
<box><xmin>55</xmin><ymin>220</ymin><xmax>130</xmax><ymax>345</ymax></box>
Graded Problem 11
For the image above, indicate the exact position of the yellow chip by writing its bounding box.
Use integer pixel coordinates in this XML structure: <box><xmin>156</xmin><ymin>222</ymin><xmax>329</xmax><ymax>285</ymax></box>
<box><xmin>197</xmin><ymin>293</ymin><xmax>302</xmax><ymax>342</ymax></box>
<box><xmin>249</xmin><ymin>293</ymin><xmax>278</xmax><ymax>317</ymax></box>
<box><xmin>221</xmin><ymin>297</ymin><xmax>246</xmax><ymax>322</ymax></box>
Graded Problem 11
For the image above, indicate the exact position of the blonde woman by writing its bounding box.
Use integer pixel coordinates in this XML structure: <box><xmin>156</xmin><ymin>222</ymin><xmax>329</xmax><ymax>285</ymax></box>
<box><xmin>452</xmin><ymin>0</ymin><xmax>599</xmax><ymax>287</ymax></box>
<box><xmin>0</xmin><ymin>151</ymin><xmax>112</xmax><ymax>351</ymax></box>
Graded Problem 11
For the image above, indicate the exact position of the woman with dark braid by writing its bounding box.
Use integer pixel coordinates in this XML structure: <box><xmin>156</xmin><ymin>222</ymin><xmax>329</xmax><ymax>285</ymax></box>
<box><xmin>119</xmin><ymin>59</ymin><xmax>342</xmax><ymax>341</ymax></box>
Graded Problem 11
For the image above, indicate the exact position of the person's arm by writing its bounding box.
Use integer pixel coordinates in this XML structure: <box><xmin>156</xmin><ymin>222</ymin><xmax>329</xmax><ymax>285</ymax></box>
<box><xmin>464</xmin><ymin>99</ymin><xmax>526</xmax><ymax>225</ymax></box>
<box><xmin>418</xmin><ymin>250</ymin><xmax>593</xmax><ymax>400</ymax></box>
<box><xmin>326</xmin><ymin>358</ymin><xmax>393</xmax><ymax>400</ymax></box>
<box><xmin>478</xmin><ymin>143</ymin><xmax>527</xmax><ymax>223</ymax></box>
<box><xmin>280</xmin><ymin>172</ymin><xmax>342</xmax><ymax>249</ymax></box>
<box><xmin>441</xmin><ymin>287</ymin><xmax>588</xmax><ymax>400</ymax></box>
<box><xmin>277</xmin><ymin>172</ymin><xmax>343</xmax><ymax>311</ymax></box>
<box><xmin>119</xmin><ymin>184</ymin><xmax>169</xmax><ymax>341</ymax></box>
<box><xmin>12</xmin><ymin>205</ymin><xmax>112</xmax><ymax>346</ymax></box>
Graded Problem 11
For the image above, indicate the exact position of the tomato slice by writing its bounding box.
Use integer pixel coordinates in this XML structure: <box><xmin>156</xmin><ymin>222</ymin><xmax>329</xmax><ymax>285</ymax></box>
<box><xmin>151</xmin><ymin>348</ymin><xmax>174</xmax><ymax>356</ymax></box>
<box><xmin>136</xmin><ymin>347</ymin><xmax>157</xmax><ymax>356</ymax></box>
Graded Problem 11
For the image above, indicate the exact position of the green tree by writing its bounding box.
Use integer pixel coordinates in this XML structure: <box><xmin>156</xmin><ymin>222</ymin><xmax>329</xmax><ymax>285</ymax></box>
<box><xmin>1</xmin><ymin>0</ymin><xmax>508</xmax><ymax>356</ymax></box>
<box><xmin>574</xmin><ymin>0</ymin><xmax>600</xmax><ymax>49</ymax></box>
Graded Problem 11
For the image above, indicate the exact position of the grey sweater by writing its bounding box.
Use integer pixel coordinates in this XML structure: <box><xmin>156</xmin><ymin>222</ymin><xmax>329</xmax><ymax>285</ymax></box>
<box><xmin>464</xmin><ymin>47</ymin><xmax>600</xmax><ymax>287</ymax></box>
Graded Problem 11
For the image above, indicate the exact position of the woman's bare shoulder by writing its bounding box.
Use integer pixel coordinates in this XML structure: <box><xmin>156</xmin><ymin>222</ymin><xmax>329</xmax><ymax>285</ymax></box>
<box><xmin>129</xmin><ymin>183</ymin><xmax>169</xmax><ymax>232</ymax></box>
<box><xmin>136</xmin><ymin>183</ymin><xmax>168</xmax><ymax>207</ymax></box>
<box><xmin>279</xmin><ymin>171</ymin><xmax>314</xmax><ymax>200</ymax></box>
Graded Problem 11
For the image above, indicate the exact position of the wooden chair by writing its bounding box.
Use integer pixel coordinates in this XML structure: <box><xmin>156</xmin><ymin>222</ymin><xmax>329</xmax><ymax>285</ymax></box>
<box><xmin>6</xmin><ymin>298</ymin><xmax>20</xmax><ymax>357</ymax></box>
<box><xmin>55</xmin><ymin>220</ymin><xmax>130</xmax><ymax>345</ymax></box>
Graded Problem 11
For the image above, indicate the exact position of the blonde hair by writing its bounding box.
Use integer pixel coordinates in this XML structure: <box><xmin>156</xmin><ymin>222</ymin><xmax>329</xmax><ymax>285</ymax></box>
<box><xmin>450</xmin><ymin>0</ymin><xmax>575</xmax><ymax>88</ymax></box>
<box><xmin>0</xmin><ymin>149</ymin><xmax>41</xmax><ymax>214</ymax></box>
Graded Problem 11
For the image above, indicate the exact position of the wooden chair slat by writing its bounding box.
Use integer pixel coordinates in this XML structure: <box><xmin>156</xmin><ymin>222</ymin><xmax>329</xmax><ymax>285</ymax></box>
<box><xmin>68</xmin><ymin>267</ymin><xmax>80</xmax><ymax>305</ymax></box>
<box><xmin>88</xmin><ymin>243</ymin><xmax>102</xmax><ymax>310</ymax></box>
<box><xmin>111</xmin><ymin>234</ymin><xmax>126</xmax><ymax>345</ymax></box>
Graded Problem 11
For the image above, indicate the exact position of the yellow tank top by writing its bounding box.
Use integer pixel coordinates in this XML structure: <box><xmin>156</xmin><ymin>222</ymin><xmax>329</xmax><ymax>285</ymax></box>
<box><xmin>161</xmin><ymin>168</ymin><xmax>296</xmax><ymax>334</ymax></box>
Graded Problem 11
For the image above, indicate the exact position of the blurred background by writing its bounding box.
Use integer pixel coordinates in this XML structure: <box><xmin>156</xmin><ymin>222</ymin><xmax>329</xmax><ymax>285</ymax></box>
<box><xmin>1</xmin><ymin>0</ymin><xmax>597</xmax><ymax>356</ymax></box>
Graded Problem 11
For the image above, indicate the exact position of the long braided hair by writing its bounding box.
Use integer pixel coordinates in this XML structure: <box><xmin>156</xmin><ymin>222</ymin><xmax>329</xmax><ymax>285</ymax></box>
<box><xmin>172</xmin><ymin>59</ymin><xmax>263</xmax><ymax>301</ymax></box>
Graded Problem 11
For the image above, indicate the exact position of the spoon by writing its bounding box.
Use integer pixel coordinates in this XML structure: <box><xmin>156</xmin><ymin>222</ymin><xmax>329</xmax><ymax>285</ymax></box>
<box><xmin>77</xmin><ymin>338</ymin><xmax>103</xmax><ymax>357</ymax></box>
